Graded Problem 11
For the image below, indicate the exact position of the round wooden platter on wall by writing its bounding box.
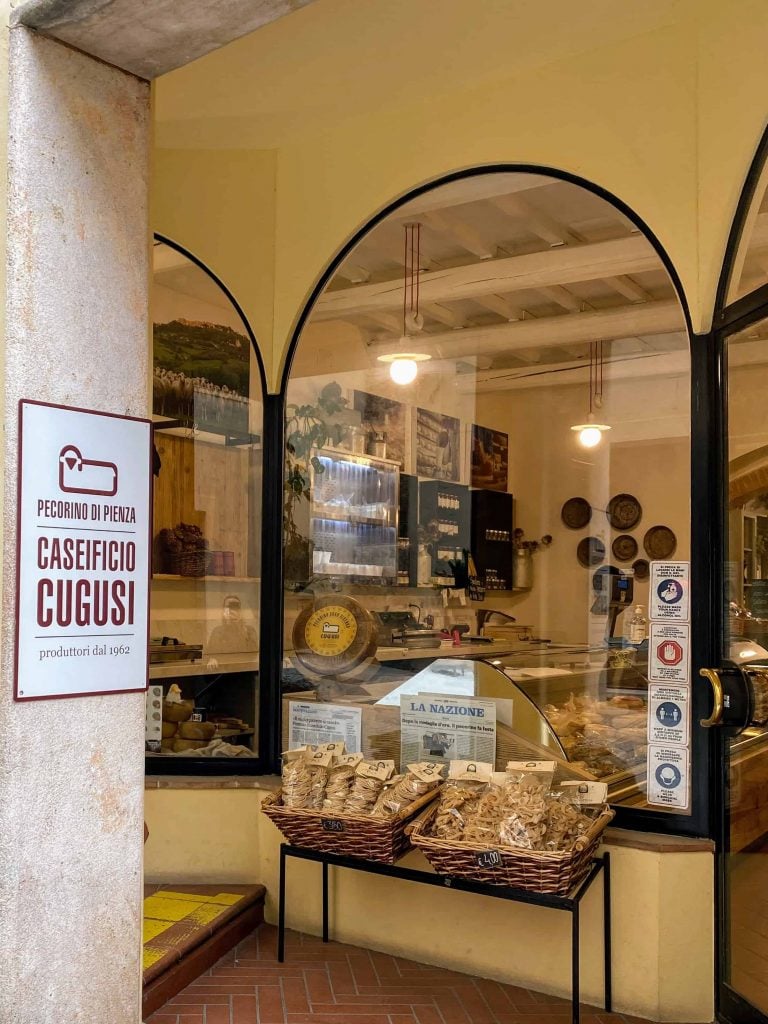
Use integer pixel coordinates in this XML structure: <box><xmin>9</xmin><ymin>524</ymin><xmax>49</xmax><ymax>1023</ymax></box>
<box><xmin>292</xmin><ymin>595</ymin><xmax>378</xmax><ymax>679</ymax></box>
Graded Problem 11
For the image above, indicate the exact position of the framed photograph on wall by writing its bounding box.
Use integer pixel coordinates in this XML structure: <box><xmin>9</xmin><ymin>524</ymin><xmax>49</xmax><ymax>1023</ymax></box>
<box><xmin>470</xmin><ymin>424</ymin><xmax>509</xmax><ymax>491</ymax></box>
<box><xmin>416</xmin><ymin>408</ymin><xmax>461</xmax><ymax>481</ymax></box>
<box><xmin>353</xmin><ymin>390</ymin><xmax>407</xmax><ymax>470</ymax></box>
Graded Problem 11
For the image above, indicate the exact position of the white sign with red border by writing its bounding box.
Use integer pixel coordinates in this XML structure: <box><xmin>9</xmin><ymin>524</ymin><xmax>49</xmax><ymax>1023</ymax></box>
<box><xmin>649</xmin><ymin>561</ymin><xmax>690</xmax><ymax>622</ymax></box>
<box><xmin>15</xmin><ymin>400</ymin><xmax>152</xmax><ymax>700</ymax></box>
<box><xmin>647</xmin><ymin>683</ymin><xmax>690</xmax><ymax>746</ymax></box>
<box><xmin>648</xmin><ymin>622</ymin><xmax>690</xmax><ymax>683</ymax></box>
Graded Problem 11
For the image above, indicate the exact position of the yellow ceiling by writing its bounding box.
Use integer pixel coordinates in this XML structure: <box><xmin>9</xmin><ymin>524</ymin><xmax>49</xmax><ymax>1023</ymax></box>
<box><xmin>154</xmin><ymin>0</ymin><xmax>694</xmax><ymax>150</ymax></box>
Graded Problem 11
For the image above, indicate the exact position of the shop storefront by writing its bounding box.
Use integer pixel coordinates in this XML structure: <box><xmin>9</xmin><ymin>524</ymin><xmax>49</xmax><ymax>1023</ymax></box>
<box><xmin>4</xmin><ymin>3</ymin><xmax>768</xmax><ymax>1023</ymax></box>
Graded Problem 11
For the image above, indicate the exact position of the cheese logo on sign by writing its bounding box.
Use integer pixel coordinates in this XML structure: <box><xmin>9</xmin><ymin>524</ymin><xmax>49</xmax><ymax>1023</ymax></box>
<box><xmin>304</xmin><ymin>605</ymin><xmax>358</xmax><ymax>657</ymax></box>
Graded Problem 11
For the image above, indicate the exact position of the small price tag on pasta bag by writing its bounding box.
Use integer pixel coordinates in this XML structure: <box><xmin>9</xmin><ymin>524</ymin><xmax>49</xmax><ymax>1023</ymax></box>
<box><xmin>356</xmin><ymin>759</ymin><xmax>396</xmax><ymax>781</ymax></box>
<box><xmin>560</xmin><ymin>781</ymin><xmax>608</xmax><ymax>805</ymax></box>
<box><xmin>506</xmin><ymin>760</ymin><xmax>556</xmax><ymax>775</ymax></box>
<box><xmin>304</xmin><ymin>746</ymin><xmax>335</xmax><ymax>768</ymax></box>
<box><xmin>322</xmin><ymin>740</ymin><xmax>346</xmax><ymax>758</ymax></box>
<box><xmin>407</xmin><ymin>762</ymin><xmax>445</xmax><ymax>783</ymax></box>
<box><xmin>337</xmin><ymin>752</ymin><xmax>364</xmax><ymax>768</ymax></box>
<box><xmin>448</xmin><ymin>760</ymin><xmax>493</xmax><ymax>783</ymax></box>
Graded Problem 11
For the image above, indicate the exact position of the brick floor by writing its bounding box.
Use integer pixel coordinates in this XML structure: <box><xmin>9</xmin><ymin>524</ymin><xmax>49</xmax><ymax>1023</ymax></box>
<box><xmin>145</xmin><ymin>925</ymin><xmax>658</xmax><ymax>1024</ymax></box>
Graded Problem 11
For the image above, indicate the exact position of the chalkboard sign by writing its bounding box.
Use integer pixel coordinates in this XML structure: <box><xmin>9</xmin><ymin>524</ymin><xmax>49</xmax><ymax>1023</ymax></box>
<box><xmin>321</xmin><ymin>818</ymin><xmax>346</xmax><ymax>833</ymax></box>
<box><xmin>475</xmin><ymin>849</ymin><xmax>502</xmax><ymax>869</ymax></box>
<box><xmin>749</xmin><ymin>580</ymin><xmax>768</xmax><ymax>618</ymax></box>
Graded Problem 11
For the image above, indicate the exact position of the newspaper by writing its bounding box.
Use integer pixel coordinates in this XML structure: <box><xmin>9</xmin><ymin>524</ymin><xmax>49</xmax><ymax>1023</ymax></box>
<box><xmin>399</xmin><ymin>693</ymin><xmax>496</xmax><ymax>772</ymax></box>
<box><xmin>288</xmin><ymin>701</ymin><xmax>362</xmax><ymax>752</ymax></box>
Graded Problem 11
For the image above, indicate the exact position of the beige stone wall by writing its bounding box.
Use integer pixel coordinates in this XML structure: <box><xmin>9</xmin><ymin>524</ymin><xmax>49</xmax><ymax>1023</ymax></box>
<box><xmin>0</xmin><ymin>29</ymin><xmax>150</xmax><ymax>1024</ymax></box>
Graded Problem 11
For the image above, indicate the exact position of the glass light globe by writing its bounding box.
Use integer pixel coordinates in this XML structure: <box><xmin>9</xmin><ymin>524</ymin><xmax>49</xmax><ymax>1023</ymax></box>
<box><xmin>389</xmin><ymin>357</ymin><xmax>418</xmax><ymax>385</ymax></box>
<box><xmin>578</xmin><ymin>426</ymin><xmax>603</xmax><ymax>448</ymax></box>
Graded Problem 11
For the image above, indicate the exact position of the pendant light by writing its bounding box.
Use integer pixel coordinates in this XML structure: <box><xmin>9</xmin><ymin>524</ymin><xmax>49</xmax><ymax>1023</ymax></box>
<box><xmin>377</xmin><ymin>222</ymin><xmax>431</xmax><ymax>385</ymax></box>
<box><xmin>571</xmin><ymin>340</ymin><xmax>610</xmax><ymax>448</ymax></box>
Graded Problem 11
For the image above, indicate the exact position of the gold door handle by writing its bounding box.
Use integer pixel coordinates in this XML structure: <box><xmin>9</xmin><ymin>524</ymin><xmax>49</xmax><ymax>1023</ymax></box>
<box><xmin>699</xmin><ymin>668</ymin><xmax>725</xmax><ymax>727</ymax></box>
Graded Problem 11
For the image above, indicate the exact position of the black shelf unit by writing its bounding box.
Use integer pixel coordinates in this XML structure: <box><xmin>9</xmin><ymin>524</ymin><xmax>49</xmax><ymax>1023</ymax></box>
<box><xmin>471</xmin><ymin>488</ymin><xmax>514</xmax><ymax>591</ymax></box>
<box><xmin>419</xmin><ymin>480</ymin><xmax>470</xmax><ymax>580</ymax></box>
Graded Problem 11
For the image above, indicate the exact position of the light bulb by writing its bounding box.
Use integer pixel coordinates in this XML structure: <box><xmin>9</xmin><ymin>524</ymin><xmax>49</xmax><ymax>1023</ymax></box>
<box><xmin>389</xmin><ymin>357</ymin><xmax>418</xmax><ymax>385</ymax></box>
<box><xmin>578</xmin><ymin>426</ymin><xmax>603</xmax><ymax>448</ymax></box>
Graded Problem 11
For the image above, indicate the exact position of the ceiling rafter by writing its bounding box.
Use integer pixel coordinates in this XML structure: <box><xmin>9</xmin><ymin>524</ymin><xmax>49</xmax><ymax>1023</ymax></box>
<box><xmin>315</xmin><ymin>234</ymin><xmax>660</xmax><ymax>320</ymax></box>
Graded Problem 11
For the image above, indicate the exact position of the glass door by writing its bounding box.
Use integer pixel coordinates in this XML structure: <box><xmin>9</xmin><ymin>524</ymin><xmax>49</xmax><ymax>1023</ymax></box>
<box><xmin>706</xmin><ymin>312</ymin><xmax>768</xmax><ymax>1024</ymax></box>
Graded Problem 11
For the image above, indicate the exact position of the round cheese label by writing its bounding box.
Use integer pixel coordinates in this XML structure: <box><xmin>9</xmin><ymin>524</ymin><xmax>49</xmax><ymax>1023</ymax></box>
<box><xmin>303</xmin><ymin>604</ymin><xmax>359</xmax><ymax>657</ymax></box>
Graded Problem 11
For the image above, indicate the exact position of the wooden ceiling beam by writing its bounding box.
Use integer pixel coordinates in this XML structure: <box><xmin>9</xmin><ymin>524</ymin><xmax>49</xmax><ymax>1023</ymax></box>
<box><xmin>421</xmin><ymin>210</ymin><xmax>496</xmax><ymax>260</ymax></box>
<box><xmin>314</xmin><ymin>234</ymin><xmax>660</xmax><ymax>320</ymax></box>
<box><xmin>367</xmin><ymin>300</ymin><xmax>683</xmax><ymax>361</ymax></box>
<box><xmin>538</xmin><ymin>285</ymin><xmax>584</xmax><ymax>313</ymax></box>
<box><xmin>472</xmin><ymin>294</ymin><xmax>526</xmax><ymax>320</ymax></box>
<box><xmin>605</xmin><ymin>275</ymin><xmax>653</xmax><ymax>303</ymax></box>
<box><xmin>422</xmin><ymin>302</ymin><xmax>465</xmax><ymax>329</ymax></box>
<box><xmin>490</xmin><ymin>194</ymin><xmax>584</xmax><ymax>246</ymax></box>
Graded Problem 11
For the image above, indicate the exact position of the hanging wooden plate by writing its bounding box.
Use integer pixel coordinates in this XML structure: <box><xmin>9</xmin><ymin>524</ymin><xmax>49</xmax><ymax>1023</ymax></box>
<box><xmin>606</xmin><ymin>493</ymin><xmax>642</xmax><ymax>530</ymax></box>
<box><xmin>632</xmin><ymin>558</ymin><xmax>650</xmax><ymax>580</ymax></box>
<box><xmin>612</xmin><ymin>534</ymin><xmax>638</xmax><ymax>562</ymax></box>
<box><xmin>561</xmin><ymin>497</ymin><xmax>592</xmax><ymax>530</ymax></box>
<box><xmin>577</xmin><ymin>536</ymin><xmax>606</xmax><ymax>568</ymax></box>
<box><xmin>643</xmin><ymin>525</ymin><xmax>677</xmax><ymax>559</ymax></box>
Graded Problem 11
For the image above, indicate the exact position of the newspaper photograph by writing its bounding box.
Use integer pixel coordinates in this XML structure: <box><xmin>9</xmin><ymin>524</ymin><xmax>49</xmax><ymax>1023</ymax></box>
<box><xmin>399</xmin><ymin>694</ymin><xmax>496</xmax><ymax>771</ymax></box>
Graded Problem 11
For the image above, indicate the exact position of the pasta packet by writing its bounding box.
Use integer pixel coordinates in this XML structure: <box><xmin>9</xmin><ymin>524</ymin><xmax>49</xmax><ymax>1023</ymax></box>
<box><xmin>497</xmin><ymin>761</ymin><xmax>556</xmax><ymax>850</ymax></box>
<box><xmin>431</xmin><ymin>760</ymin><xmax>492</xmax><ymax>839</ymax></box>
<box><xmin>322</xmin><ymin>752</ymin><xmax>364</xmax><ymax>814</ymax></box>
<box><xmin>281</xmin><ymin>747</ymin><xmax>312</xmax><ymax>809</ymax></box>
<box><xmin>370</xmin><ymin>761</ymin><xmax>444</xmax><ymax>817</ymax></box>
<box><xmin>304</xmin><ymin>745</ymin><xmax>335</xmax><ymax>809</ymax></box>
<box><xmin>344</xmin><ymin>759</ymin><xmax>396</xmax><ymax>814</ymax></box>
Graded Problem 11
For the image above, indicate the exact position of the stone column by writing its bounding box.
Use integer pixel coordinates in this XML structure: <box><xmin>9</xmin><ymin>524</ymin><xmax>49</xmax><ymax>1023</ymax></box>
<box><xmin>0</xmin><ymin>28</ymin><xmax>150</xmax><ymax>1024</ymax></box>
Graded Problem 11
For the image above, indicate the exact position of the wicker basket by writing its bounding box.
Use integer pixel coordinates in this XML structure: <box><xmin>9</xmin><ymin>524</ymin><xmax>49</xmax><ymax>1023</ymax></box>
<box><xmin>262</xmin><ymin>787</ymin><xmax>439</xmax><ymax>864</ymax></box>
<box><xmin>164</xmin><ymin>549</ymin><xmax>210</xmax><ymax>577</ymax></box>
<box><xmin>407</xmin><ymin>802</ymin><xmax>614</xmax><ymax>895</ymax></box>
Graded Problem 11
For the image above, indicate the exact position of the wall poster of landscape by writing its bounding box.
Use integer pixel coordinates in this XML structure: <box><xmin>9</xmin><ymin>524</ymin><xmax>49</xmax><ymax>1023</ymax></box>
<box><xmin>152</xmin><ymin>318</ymin><xmax>250</xmax><ymax>434</ymax></box>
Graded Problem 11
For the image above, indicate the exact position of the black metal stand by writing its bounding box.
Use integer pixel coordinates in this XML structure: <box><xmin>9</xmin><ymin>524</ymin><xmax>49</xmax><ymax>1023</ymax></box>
<box><xmin>277</xmin><ymin>844</ymin><xmax>612</xmax><ymax>1024</ymax></box>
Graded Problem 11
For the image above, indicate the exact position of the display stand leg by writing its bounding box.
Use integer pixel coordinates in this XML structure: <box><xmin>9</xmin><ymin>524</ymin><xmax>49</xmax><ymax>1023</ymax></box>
<box><xmin>603</xmin><ymin>854</ymin><xmax>612</xmax><ymax>1012</ymax></box>
<box><xmin>572</xmin><ymin>902</ymin><xmax>580</xmax><ymax>1024</ymax></box>
<box><xmin>322</xmin><ymin>861</ymin><xmax>329</xmax><ymax>943</ymax></box>
<box><xmin>278</xmin><ymin>844</ymin><xmax>287</xmax><ymax>964</ymax></box>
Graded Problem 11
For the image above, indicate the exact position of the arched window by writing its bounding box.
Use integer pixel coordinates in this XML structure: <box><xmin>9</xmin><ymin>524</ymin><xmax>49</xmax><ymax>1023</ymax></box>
<box><xmin>281</xmin><ymin>169</ymin><xmax>691</xmax><ymax>814</ymax></box>
<box><xmin>148</xmin><ymin>237</ymin><xmax>264</xmax><ymax>766</ymax></box>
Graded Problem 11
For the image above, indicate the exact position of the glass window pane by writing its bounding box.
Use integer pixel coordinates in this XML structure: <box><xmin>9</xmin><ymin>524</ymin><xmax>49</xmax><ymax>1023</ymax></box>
<box><xmin>149</xmin><ymin>240</ymin><xmax>262</xmax><ymax>761</ymax></box>
<box><xmin>726</xmin><ymin>161</ymin><xmax>768</xmax><ymax>304</ymax></box>
<box><xmin>282</xmin><ymin>172</ymin><xmax>690</xmax><ymax>814</ymax></box>
<box><xmin>724</xmin><ymin>316</ymin><xmax>768</xmax><ymax>1012</ymax></box>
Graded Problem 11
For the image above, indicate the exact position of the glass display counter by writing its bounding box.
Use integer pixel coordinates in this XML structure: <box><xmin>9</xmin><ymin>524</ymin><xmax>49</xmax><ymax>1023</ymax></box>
<box><xmin>282</xmin><ymin>642</ymin><xmax>650</xmax><ymax>806</ymax></box>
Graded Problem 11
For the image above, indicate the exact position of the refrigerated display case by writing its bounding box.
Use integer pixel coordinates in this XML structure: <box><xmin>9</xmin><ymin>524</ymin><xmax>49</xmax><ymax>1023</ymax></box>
<box><xmin>309</xmin><ymin>447</ymin><xmax>399</xmax><ymax>583</ymax></box>
<box><xmin>281</xmin><ymin>644</ymin><xmax>650</xmax><ymax>806</ymax></box>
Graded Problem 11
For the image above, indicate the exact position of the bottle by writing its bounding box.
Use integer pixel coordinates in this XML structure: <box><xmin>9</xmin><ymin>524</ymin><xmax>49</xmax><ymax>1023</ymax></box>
<box><xmin>627</xmin><ymin>604</ymin><xmax>647</xmax><ymax>644</ymax></box>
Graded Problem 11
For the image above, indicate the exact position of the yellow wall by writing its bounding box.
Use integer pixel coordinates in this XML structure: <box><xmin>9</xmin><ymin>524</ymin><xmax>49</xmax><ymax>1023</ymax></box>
<box><xmin>152</xmin><ymin>0</ymin><xmax>768</xmax><ymax>389</ymax></box>
<box><xmin>152</xmin><ymin>148</ymin><xmax>276</xmax><ymax>363</ymax></box>
<box><xmin>144</xmin><ymin>786</ymin><xmax>714</xmax><ymax>1022</ymax></box>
